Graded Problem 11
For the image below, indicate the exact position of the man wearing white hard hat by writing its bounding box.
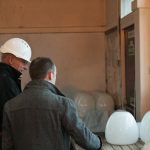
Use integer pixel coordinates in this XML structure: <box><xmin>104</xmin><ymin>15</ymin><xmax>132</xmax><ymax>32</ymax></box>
<box><xmin>0</xmin><ymin>38</ymin><xmax>32</xmax><ymax>150</ymax></box>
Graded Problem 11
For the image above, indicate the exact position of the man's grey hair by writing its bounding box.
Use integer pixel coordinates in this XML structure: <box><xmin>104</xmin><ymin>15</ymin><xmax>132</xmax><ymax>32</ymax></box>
<box><xmin>29</xmin><ymin>57</ymin><xmax>56</xmax><ymax>80</ymax></box>
<box><xmin>1</xmin><ymin>53</ymin><xmax>11</xmax><ymax>61</ymax></box>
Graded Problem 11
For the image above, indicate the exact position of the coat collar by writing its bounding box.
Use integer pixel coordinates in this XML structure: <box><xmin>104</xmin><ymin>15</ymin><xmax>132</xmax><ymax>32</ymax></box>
<box><xmin>24</xmin><ymin>80</ymin><xmax>65</xmax><ymax>97</ymax></box>
<box><xmin>0</xmin><ymin>62</ymin><xmax>21</xmax><ymax>79</ymax></box>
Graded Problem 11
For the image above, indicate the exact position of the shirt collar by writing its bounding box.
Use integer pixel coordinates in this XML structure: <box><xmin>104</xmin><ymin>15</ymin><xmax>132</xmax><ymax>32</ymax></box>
<box><xmin>24</xmin><ymin>80</ymin><xmax>65</xmax><ymax>97</ymax></box>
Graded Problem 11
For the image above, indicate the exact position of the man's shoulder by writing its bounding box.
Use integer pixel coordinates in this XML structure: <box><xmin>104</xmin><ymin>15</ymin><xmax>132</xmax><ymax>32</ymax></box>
<box><xmin>58</xmin><ymin>95</ymin><xmax>76</xmax><ymax>108</ymax></box>
<box><xmin>0</xmin><ymin>72</ymin><xmax>14</xmax><ymax>83</ymax></box>
<box><xmin>4</xmin><ymin>93</ymin><xmax>21</xmax><ymax>106</ymax></box>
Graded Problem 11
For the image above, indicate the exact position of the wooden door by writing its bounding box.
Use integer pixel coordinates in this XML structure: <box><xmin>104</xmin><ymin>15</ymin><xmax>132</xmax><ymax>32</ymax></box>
<box><xmin>124</xmin><ymin>25</ymin><xmax>136</xmax><ymax>117</ymax></box>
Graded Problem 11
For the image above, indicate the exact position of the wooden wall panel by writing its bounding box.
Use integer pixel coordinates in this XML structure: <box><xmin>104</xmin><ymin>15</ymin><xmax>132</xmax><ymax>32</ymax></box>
<box><xmin>0</xmin><ymin>0</ymin><xmax>105</xmax><ymax>32</ymax></box>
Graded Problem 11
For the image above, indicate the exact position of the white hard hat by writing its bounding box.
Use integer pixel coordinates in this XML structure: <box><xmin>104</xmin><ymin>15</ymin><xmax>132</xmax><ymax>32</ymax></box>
<box><xmin>0</xmin><ymin>38</ymin><xmax>32</xmax><ymax>62</ymax></box>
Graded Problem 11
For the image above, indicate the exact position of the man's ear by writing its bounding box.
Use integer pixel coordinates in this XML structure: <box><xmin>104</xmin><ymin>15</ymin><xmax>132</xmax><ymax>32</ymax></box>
<box><xmin>47</xmin><ymin>71</ymin><xmax>53</xmax><ymax>80</ymax></box>
<box><xmin>8</xmin><ymin>55</ymin><xmax>13</xmax><ymax>65</ymax></box>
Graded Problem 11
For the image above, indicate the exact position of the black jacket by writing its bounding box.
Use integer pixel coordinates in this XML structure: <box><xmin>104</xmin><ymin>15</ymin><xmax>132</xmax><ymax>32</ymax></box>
<box><xmin>0</xmin><ymin>63</ymin><xmax>21</xmax><ymax>132</ymax></box>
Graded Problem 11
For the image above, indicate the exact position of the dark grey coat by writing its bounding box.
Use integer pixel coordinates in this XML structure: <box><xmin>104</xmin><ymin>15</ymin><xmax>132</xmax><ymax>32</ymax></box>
<box><xmin>2</xmin><ymin>80</ymin><xmax>101</xmax><ymax>150</ymax></box>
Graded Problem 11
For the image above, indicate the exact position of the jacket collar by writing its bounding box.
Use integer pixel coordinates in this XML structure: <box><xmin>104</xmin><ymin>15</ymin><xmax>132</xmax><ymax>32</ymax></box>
<box><xmin>24</xmin><ymin>80</ymin><xmax>65</xmax><ymax>97</ymax></box>
<box><xmin>0</xmin><ymin>62</ymin><xmax>21</xmax><ymax>79</ymax></box>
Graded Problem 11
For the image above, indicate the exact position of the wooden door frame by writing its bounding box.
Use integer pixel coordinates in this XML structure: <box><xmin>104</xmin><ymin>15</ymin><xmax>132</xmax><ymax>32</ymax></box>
<box><xmin>120</xmin><ymin>15</ymin><xmax>134</xmax><ymax>102</ymax></box>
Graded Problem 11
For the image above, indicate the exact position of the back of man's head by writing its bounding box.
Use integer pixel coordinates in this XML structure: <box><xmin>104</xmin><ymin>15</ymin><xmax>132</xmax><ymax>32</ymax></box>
<box><xmin>29</xmin><ymin>57</ymin><xmax>56</xmax><ymax>81</ymax></box>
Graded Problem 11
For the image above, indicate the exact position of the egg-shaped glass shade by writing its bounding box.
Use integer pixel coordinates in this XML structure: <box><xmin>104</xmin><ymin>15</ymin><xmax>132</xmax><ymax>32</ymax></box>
<box><xmin>140</xmin><ymin>111</ymin><xmax>150</xmax><ymax>143</ymax></box>
<box><xmin>105</xmin><ymin>111</ymin><xmax>138</xmax><ymax>145</ymax></box>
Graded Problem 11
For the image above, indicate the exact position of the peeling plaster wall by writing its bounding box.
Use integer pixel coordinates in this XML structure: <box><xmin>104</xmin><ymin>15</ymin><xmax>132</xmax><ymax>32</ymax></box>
<box><xmin>105</xmin><ymin>0</ymin><xmax>122</xmax><ymax>107</ymax></box>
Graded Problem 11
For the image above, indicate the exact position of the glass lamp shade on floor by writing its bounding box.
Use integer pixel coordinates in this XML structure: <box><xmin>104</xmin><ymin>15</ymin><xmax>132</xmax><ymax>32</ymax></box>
<box><xmin>105</xmin><ymin>110</ymin><xmax>139</xmax><ymax>145</ymax></box>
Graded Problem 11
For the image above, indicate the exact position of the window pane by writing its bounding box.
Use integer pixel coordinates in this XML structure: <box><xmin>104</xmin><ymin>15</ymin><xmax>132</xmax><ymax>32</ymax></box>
<box><xmin>121</xmin><ymin>0</ymin><xmax>134</xmax><ymax>18</ymax></box>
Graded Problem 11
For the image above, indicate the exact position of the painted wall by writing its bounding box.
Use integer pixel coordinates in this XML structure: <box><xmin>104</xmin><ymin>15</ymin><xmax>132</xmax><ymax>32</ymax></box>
<box><xmin>0</xmin><ymin>0</ymin><xmax>106</xmax><ymax>98</ymax></box>
<box><xmin>0</xmin><ymin>33</ymin><xmax>105</xmax><ymax>98</ymax></box>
